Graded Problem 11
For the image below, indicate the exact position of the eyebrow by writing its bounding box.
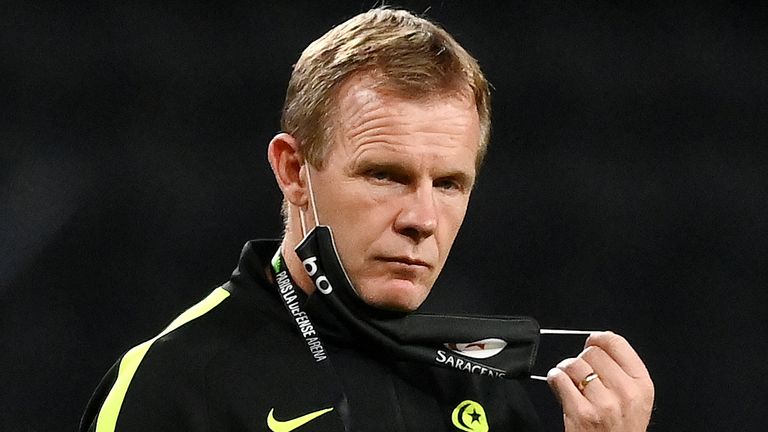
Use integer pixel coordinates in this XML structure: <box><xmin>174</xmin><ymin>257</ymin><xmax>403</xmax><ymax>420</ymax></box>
<box><xmin>356</xmin><ymin>159</ymin><xmax>475</xmax><ymax>188</ymax></box>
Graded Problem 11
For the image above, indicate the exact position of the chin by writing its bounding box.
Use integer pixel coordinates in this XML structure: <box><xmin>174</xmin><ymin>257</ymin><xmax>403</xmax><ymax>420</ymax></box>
<box><xmin>358</xmin><ymin>279</ymin><xmax>431</xmax><ymax>312</ymax></box>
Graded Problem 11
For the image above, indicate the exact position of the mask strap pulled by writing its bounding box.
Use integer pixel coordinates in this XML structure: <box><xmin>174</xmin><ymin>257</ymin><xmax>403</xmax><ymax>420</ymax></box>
<box><xmin>299</xmin><ymin>163</ymin><xmax>321</xmax><ymax>236</ymax></box>
<box><xmin>529</xmin><ymin>328</ymin><xmax>603</xmax><ymax>381</ymax></box>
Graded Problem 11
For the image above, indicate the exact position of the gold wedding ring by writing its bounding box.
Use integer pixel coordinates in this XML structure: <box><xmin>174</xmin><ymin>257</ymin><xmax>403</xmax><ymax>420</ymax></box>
<box><xmin>578</xmin><ymin>372</ymin><xmax>600</xmax><ymax>391</ymax></box>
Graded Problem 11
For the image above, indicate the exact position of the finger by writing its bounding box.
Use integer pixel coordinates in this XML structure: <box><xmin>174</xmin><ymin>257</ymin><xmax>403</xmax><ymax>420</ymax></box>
<box><xmin>554</xmin><ymin>357</ymin><xmax>610</xmax><ymax>401</ymax></box>
<box><xmin>586</xmin><ymin>331</ymin><xmax>650</xmax><ymax>379</ymax></box>
<box><xmin>546</xmin><ymin>367</ymin><xmax>584</xmax><ymax>414</ymax></box>
<box><xmin>579</xmin><ymin>345</ymin><xmax>634</xmax><ymax>392</ymax></box>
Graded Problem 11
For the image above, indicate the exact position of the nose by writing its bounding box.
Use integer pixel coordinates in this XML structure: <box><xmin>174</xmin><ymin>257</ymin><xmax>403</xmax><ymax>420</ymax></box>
<box><xmin>394</xmin><ymin>182</ymin><xmax>437</xmax><ymax>243</ymax></box>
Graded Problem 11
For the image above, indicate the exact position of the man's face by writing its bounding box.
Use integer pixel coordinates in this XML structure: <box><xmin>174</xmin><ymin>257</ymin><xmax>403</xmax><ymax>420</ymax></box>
<box><xmin>306</xmin><ymin>76</ymin><xmax>480</xmax><ymax>311</ymax></box>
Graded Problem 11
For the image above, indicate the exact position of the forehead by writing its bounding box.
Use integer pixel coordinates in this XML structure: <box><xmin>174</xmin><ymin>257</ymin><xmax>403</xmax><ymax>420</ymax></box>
<box><xmin>333</xmin><ymin>73</ymin><xmax>477</xmax><ymax>122</ymax></box>
<box><xmin>327</xmin><ymin>74</ymin><xmax>481</xmax><ymax>165</ymax></box>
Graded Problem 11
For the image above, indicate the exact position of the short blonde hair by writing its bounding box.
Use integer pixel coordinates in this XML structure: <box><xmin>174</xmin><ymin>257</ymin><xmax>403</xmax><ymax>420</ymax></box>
<box><xmin>281</xmin><ymin>7</ymin><xmax>491</xmax><ymax>169</ymax></box>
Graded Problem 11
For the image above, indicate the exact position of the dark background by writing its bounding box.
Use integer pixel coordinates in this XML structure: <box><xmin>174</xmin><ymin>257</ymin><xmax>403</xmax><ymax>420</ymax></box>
<box><xmin>2</xmin><ymin>1</ymin><xmax>766</xmax><ymax>431</ymax></box>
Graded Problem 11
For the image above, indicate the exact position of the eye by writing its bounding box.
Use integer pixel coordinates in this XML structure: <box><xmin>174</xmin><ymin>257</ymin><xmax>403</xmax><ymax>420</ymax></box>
<box><xmin>369</xmin><ymin>170</ymin><xmax>390</xmax><ymax>181</ymax></box>
<box><xmin>364</xmin><ymin>169</ymin><xmax>395</xmax><ymax>184</ymax></box>
<box><xmin>434</xmin><ymin>178</ymin><xmax>461</xmax><ymax>192</ymax></box>
<box><xmin>363</xmin><ymin>167</ymin><xmax>400</xmax><ymax>185</ymax></box>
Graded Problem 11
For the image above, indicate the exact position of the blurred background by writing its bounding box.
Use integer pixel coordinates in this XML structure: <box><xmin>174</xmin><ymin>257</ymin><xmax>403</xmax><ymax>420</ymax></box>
<box><xmin>2</xmin><ymin>1</ymin><xmax>766</xmax><ymax>430</ymax></box>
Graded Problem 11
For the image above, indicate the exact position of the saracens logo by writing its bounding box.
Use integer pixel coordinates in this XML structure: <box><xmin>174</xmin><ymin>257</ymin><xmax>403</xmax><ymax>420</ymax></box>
<box><xmin>444</xmin><ymin>338</ymin><xmax>507</xmax><ymax>359</ymax></box>
<box><xmin>451</xmin><ymin>400</ymin><xmax>489</xmax><ymax>432</ymax></box>
<box><xmin>302</xmin><ymin>256</ymin><xmax>333</xmax><ymax>295</ymax></box>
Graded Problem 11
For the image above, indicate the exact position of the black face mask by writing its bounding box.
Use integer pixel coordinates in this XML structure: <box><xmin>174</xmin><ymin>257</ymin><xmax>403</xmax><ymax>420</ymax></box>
<box><xmin>294</xmin><ymin>225</ymin><xmax>541</xmax><ymax>380</ymax></box>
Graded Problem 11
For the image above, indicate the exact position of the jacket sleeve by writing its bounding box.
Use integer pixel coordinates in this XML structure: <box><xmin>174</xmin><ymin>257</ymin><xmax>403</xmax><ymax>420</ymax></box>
<box><xmin>80</xmin><ymin>359</ymin><xmax>119</xmax><ymax>432</ymax></box>
<box><xmin>78</xmin><ymin>337</ymin><xmax>212</xmax><ymax>432</ymax></box>
<box><xmin>79</xmin><ymin>287</ymin><xmax>232</xmax><ymax>431</ymax></box>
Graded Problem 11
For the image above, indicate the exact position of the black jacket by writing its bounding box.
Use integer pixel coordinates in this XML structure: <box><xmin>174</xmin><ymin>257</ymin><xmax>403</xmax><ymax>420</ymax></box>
<box><xmin>80</xmin><ymin>240</ymin><xmax>541</xmax><ymax>431</ymax></box>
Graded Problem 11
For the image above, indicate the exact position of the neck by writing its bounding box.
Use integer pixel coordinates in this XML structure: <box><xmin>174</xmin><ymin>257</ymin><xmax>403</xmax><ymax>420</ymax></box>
<box><xmin>281</xmin><ymin>223</ymin><xmax>316</xmax><ymax>296</ymax></box>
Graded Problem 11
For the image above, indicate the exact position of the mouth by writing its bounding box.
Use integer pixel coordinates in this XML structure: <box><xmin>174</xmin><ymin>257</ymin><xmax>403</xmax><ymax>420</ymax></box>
<box><xmin>378</xmin><ymin>256</ymin><xmax>432</xmax><ymax>269</ymax></box>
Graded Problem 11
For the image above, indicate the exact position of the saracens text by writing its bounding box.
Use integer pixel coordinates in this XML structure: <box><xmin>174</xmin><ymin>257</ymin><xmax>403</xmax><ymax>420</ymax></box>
<box><xmin>435</xmin><ymin>350</ymin><xmax>506</xmax><ymax>378</ymax></box>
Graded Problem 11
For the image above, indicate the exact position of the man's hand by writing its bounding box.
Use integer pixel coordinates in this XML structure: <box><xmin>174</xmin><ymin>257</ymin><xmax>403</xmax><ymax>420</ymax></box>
<box><xmin>546</xmin><ymin>331</ymin><xmax>654</xmax><ymax>431</ymax></box>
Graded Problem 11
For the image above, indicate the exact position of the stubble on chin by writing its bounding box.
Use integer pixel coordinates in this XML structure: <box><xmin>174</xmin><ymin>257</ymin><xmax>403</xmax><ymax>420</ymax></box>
<box><xmin>356</xmin><ymin>277</ymin><xmax>432</xmax><ymax>312</ymax></box>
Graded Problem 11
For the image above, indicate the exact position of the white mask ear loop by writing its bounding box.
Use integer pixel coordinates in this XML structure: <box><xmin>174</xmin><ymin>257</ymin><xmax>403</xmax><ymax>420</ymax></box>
<box><xmin>298</xmin><ymin>163</ymin><xmax>321</xmax><ymax>237</ymax></box>
<box><xmin>529</xmin><ymin>329</ymin><xmax>603</xmax><ymax>381</ymax></box>
<box><xmin>299</xmin><ymin>205</ymin><xmax>308</xmax><ymax>237</ymax></box>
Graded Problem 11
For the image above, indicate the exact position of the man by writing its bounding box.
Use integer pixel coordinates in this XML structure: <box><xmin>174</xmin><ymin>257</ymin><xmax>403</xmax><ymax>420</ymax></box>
<box><xmin>81</xmin><ymin>8</ymin><xmax>654</xmax><ymax>432</ymax></box>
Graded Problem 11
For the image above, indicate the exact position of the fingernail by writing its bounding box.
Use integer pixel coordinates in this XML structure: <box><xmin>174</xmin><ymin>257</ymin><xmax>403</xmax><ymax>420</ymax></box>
<box><xmin>578</xmin><ymin>346</ymin><xmax>595</xmax><ymax>358</ymax></box>
<box><xmin>555</xmin><ymin>357</ymin><xmax>576</xmax><ymax>370</ymax></box>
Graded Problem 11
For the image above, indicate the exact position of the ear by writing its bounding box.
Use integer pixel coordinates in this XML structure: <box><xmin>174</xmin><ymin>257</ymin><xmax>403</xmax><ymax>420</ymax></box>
<box><xmin>267</xmin><ymin>133</ymin><xmax>307</xmax><ymax>208</ymax></box>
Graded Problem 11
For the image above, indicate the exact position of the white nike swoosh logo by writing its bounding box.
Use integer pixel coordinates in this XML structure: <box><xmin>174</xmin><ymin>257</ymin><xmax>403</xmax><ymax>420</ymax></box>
<box><xmin>266</xmin><ymin>407</ymin><xmax>334</xmax><ymax>432</ymax></box>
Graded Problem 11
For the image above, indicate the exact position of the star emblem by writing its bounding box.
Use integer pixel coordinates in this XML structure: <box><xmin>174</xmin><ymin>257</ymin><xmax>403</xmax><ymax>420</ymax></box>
<box><xmin>468</xmin><ymin>408</ymin><xmax>482</xmax><ymax>423</ymax></box>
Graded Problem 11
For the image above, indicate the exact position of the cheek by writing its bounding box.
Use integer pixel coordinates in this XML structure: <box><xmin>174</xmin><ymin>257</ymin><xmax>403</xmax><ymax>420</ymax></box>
<box><xmin>320</xmin><ymin>182</ymin><xmax>375</xmax><ymax>222</ymax></box>
<box><xmin>330</xmin><ymin>195</ymin><xmax>394</xmax><ymax>252</ymax></box>
<box><xmin>438</xmin><ymin>200</ymin><xmax>470</xmax><ymax>236</ymax></box>
<box><xmin>345</xmin><ymin>188</ymin><xmax>402</xmax><ymax>228</ymax></box>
